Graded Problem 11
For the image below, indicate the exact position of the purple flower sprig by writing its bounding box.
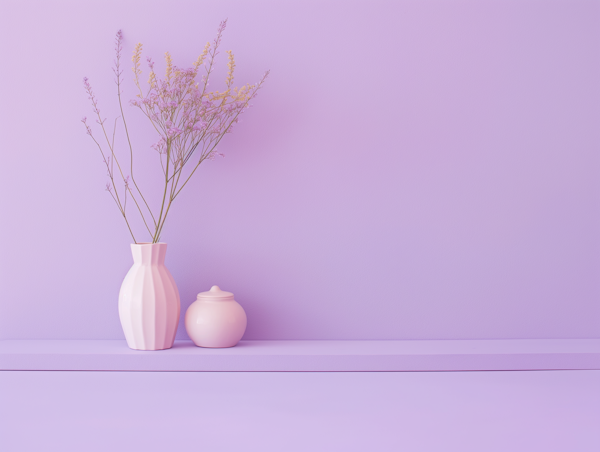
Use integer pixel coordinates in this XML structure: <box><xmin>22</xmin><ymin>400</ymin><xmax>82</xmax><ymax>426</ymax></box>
<box><xmin>82</xmin><ymin>22</ymin><xmax>268</xmax><ymax>243</ymax></box>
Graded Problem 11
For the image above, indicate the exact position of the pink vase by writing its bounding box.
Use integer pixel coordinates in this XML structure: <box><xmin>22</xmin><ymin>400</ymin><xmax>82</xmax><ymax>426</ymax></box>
<box><xmin>118</xmin><ymin>243</ymin><xmax>180</xmax><ymax>350</ymax></box>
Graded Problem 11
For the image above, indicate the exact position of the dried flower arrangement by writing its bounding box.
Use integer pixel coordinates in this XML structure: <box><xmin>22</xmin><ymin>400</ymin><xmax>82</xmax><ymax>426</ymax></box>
<box><xmin>82</xmin><ymin>20</ymin><xmax>268</xmax><ymax>243</ymax></box>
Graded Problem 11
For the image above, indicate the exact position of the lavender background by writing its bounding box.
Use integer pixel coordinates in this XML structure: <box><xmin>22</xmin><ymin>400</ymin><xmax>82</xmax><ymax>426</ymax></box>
<box><xmin>1</xmin><ymin>0</ymin><xmax>599</xmax><ymax>341</ymax></box>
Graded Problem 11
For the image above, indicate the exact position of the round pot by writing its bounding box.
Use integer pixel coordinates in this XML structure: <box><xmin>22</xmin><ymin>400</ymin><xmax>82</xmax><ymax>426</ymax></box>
<box><xmin>185</xmin><ymin>285</ymin><xmax>247</xmax><ymax>348</ymax></box>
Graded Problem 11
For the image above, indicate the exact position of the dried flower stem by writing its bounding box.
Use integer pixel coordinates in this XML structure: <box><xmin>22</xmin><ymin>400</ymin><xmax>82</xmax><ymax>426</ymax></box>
<box><xmin>116</xmin><ymin>38</ymin><xmax>157</xmax><ymax>230</ymax></box>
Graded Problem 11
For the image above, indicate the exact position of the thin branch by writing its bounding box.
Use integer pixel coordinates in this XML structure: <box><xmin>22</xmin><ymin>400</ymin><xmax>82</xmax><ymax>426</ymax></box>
<box><xmin>116</xmin><ymin>48</ymin><xmax>158</xmax><ymax>228</ymax></box>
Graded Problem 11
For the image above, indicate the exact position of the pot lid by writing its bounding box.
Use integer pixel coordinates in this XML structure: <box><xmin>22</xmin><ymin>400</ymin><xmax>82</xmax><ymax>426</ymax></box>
<box><xmin>197</xmin><ymin>285</ymin><xmax>234</xmax><ymax>300</ymax></box>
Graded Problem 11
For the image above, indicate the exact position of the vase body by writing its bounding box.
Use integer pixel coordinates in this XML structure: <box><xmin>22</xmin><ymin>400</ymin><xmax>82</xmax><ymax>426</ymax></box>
<box><xmin>119</xmin><ymin>243</ymin><xmax>180</xmax><ymax>350</ymax></box>
<box><xmin>185</xmin><ymin>285</ymin><xmax>247</xmax><ymax>348</ymax></box>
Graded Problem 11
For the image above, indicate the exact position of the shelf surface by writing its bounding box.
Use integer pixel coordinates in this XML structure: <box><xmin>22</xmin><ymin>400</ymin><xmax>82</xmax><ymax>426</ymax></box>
<box><xmin>2</xmin><ymin>339</ymin><xmax>600</xmax><ymax>371</ymax></box>
<box><xmin>3</xmin><ymin>370</ymin><xmax>600</xmax><ymax>452</ymax></box>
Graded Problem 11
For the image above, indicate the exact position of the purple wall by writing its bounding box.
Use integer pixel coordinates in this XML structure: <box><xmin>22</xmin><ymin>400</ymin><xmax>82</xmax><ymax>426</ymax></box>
<box><xmin>1</xmin><ymin>0</ymin><xmax>599</xmax><ymax>341</ymax></box>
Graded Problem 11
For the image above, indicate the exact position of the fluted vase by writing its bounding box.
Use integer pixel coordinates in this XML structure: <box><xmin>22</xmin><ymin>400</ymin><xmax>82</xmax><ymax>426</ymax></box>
<box><xmin>118</xmin><ymin>243</ymin><xmax>180</xmax><ymax>350</ymax></box>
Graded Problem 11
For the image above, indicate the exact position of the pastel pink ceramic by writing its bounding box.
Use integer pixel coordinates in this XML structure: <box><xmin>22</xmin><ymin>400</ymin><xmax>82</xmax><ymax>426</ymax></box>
<box><xmin>185</xmin><ymin>285</ymin><xmax>247</xmax><ymax>348</ymax></box>
<box><xmin>118</xmin><ymin>243</ymin><xmax>180</xmax><ymax>350</ymax></box>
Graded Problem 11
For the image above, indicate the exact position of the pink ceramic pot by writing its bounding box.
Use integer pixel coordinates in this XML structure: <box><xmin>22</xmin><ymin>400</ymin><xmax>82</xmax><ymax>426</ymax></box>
<box><xmin>118</xmin><ymin>243</ymin><xmax>180</xmax><ymax>350</ymax></box>
<box><xmin>185</xmin><ymin>286</ymin><xmax>247</xmax><ymax>348</ymax></box>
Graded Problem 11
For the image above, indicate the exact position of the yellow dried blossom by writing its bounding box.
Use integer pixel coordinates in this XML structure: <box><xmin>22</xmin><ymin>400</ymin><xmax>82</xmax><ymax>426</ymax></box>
<box><xmin>233</xmin><ymin>84</ymin><xmax>254</xmax><ymax>102</ymax></box>
<box><xmin>148</xmin><ymin>71</ymin><xmax>156</xmax><ymax>88</ymax></box>
<box><xmin>132</xmin><ymin>43</ymin><xmax>143</xmax><ymax>70</ymax></box>
<box><xmin>226</xmin><ymin>50</ymin><xmax>235</xmax><ymax>88</ymax></box>
<box><xmin>165</xmin><ymin>51</ymin><xmax>173</xmax><ymax>80</ymax></box>
<box><xmin>205</xmin><ymin>90</ymin><xmax>229</xmax><ymax>102</ymax></box>
<box><xmin>132</xmin><ymin>43</ymin><xmax>143</xmax><ymax>89</ymax></box>
<box><xmin>193</xmin><ymin>42</ymin><xmax>211</xmax><ymax>69</ymax></box>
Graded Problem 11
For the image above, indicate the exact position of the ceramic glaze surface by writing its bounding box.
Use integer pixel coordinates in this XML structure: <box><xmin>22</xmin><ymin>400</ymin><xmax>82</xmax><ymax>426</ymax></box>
<box><xmin>119</xmin><ymin>243</ymin><xmax>181</xmax><ymax>350</ymax></box>
<box><xmin>185</xmin><ymin>285</ymin><xmax>247</xmax><ymax>348</ymax></box>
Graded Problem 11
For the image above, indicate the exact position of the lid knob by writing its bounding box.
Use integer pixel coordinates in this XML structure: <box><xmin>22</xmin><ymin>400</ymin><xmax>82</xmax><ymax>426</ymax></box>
<box><xmin>197</xmin><ymin>285</ymin><xmax>234</xmax><ymax>300</ymax></box>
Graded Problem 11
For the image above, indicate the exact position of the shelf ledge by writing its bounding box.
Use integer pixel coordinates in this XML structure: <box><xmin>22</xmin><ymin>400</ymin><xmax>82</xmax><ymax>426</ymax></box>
<box><xmin>1</xmin><ymin>339</ymin><xmax>600</xmax><ymax>372</ymax></box>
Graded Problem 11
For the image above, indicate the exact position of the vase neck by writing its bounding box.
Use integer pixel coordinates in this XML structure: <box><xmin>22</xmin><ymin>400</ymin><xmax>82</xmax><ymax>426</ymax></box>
<box><xmin>131</xmin><ymin>243</ymin><xmax>167</xmax><ymax>266</ymax></box>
